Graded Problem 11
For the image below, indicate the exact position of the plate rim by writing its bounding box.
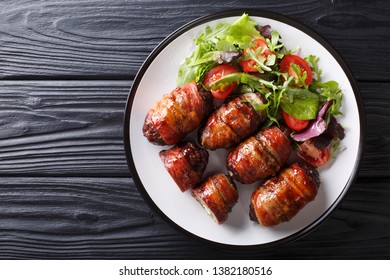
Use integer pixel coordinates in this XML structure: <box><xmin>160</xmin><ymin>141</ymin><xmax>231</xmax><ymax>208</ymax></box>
<box><xmin>123</xmin><ymin>9</ymin><xmax>366</xmax><ymax>250</ymax></box>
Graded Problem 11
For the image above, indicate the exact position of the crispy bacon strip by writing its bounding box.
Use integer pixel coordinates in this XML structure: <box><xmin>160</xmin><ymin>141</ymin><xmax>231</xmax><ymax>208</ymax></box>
<box><xmin>192</xmin><ymin>173</ymin><xmax>238</xmax><ymax>224</ymax></box>
<box><xmin>143</xmin><ymin>82</ymin><xmax>213</xmax><ymax>145</ymax></box>
<box><xmin>159</xmin><ymin>141</ymin><xmax>208</xmax><ymax>192</ymax></box>
<box><xmin>226</xmin><ymin>126</ymin><xmax>291</xmax><ymax>184</ymax></box>
<box><xmin>199</xmin><ymin>92</ymin><xmax>266</xmax><ymax>150</ymax></box>
<box><xmin>250</xmin><ymin>162</ymin><xmax>320</xmax><ymax>227</ymax></box>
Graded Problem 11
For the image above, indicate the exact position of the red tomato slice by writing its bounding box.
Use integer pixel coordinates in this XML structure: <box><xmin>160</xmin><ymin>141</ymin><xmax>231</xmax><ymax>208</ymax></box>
<box><xmin>240</xmin><ymin>38</ymin><xmax>274</xmax><ymax>73</ymax></box>
<box><xmin>281</xmin><ymin>109</ymin><xmax>309</xmax><ymax>132</ymax></box>
<box><xmin>203</xmin><ymin>64</ymin><xmax>239</xmax><ymax>99</ymax></box>
<box><xmin>297</xmin><ymin>139</ymin><xmax>330</xmax><ymax>167</ymax></box>
<box><xmin>280</xmin><ymin>54</ymin><xmax>313</xmax><ymax>85</ymax></box>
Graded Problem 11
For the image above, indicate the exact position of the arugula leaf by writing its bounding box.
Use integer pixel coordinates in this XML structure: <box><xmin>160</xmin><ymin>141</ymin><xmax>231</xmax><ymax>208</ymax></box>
<box><xmin>305</xmin><ymin>55</ymin><xmax>322</xmax><ymax>82</ymax></box>
<box><xmin>240</xmin><ymin>73</ymin><xmax>277</xmax><ymax>91</ymax></box>
<box><xmin>314</xmin><ymin>80</ymin><xmax>343</xmax><ymax>123</ymax></box>
<box><xmin>206</xmin><ymin>72</ymin><xmax>283</xmax><ymax>126</ymax></box>
<box><xmin>177</xmin><ymin>23</ymin><xmax>230</xmax><ymax>86</ymax></box>
<box><xmin>205</xmin><ymin>73</ymin><xmax>241</xmax><ymax>91</ymax></box>
<box><xmin>177</xmin><ymin>13</ymin><xmax>264</xmax><ymax>86</ymax></box>
<box><xmin>242</xmin><ymin>48</ymin><xmax>272</xmax><ymax>72</ymax></box>
<box><xmin>195</xmin><ymin>22</ymin><xmax>230</xmax><ymax>46</ymax></box>
<box><xmin>266</xmin><ymin>30</ymin><xmax>284</xmax><ymax>52</ymax></box>
<box><xmin>177</xmin><ymin>47</ymin><xmax>216</xmax><ymax>87</ymax></box>
<box><xmin>289</xmin><ymin>63</ymin><xmax>308</xmax><ymax>89</ymax></box>
<box><xmin>206</xmin><ymin>72</ymin><xmax>276</xmax><ymax>92</ymax></box>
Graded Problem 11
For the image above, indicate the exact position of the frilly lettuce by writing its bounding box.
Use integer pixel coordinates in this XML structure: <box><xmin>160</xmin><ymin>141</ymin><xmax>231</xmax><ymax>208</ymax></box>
<box><xmin>177</xmin><ymin>13</ymin><xmax>262</xmax><ymax>87</ymax></box>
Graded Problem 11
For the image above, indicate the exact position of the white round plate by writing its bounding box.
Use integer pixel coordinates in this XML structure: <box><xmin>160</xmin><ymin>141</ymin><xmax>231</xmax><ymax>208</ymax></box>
<box><xmin>124</xmin><ymin>10</ymin><xmax>364</xmax><ymax>249</ymax></box>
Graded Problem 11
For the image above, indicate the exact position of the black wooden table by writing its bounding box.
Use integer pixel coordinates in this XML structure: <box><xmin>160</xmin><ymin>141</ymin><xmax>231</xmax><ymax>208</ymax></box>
<box><xmin>0</xmin><ymin>0</ymin><xmax>389</xmax><ymax>259</ymax></box>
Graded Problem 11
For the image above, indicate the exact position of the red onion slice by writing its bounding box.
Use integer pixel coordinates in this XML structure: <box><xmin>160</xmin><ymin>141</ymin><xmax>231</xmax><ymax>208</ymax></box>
<box><xmin>291</xmin><ymin>101</ymin><xmax>332</xmax><ymax>142</ymax></box>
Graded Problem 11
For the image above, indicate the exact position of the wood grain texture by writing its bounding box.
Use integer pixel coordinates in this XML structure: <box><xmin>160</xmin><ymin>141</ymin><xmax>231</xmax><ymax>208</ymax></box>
<box><xmin>0</xmin><ymin>0</ymin><xmax>389</xmax><ymax>81</ymax></box>
<box><xmin>0</xmin><ymin>0</ymin><xmax>389</xmax><ymax>260</ymax></box>
<box><xmin>0</xmin><ymin>177</ymin><xmax>388</xmax><ymax>259</ymax></box>
<box><xmin>0</xmin><ymin>80</ymin><xmax>131</xmax><ymax>176</ymax></box>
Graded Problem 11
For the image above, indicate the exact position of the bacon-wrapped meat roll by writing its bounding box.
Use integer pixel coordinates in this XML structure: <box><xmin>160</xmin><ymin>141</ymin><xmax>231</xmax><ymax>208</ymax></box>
<box><xmin>226</xmin><ymin>126</ymin><xmax>291</xmax><ymax>184</ymax></box>
<box><xmin>143</xmin><ymin>82</ymin><xmax>213</xmax><ymax>145</ymax></box>
<box><xmin>249</xmin><ymin>162</ymin><xmax>320</xmax><ymax>227</ymax></box>
<box><xmin>199</xmin><ymin>92</ymin><xmax>267</xmax><ymax>150</ymax></box>
<box><xmin>159</xmin><ymin>141</ymin><xmax>208</xmax><ymax>192</ymax></box>
<box><xmin>192</xmin><ymin>173</ymin><xmax>238</xmax><ymax>224</ymax></box>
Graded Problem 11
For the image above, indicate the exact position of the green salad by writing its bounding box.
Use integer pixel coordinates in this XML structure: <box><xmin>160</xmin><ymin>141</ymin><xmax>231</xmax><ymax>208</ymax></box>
<box><xmin>176</xmin><ymin>13</ymin><xmax>345</xmax><ymax>167</ymax></box>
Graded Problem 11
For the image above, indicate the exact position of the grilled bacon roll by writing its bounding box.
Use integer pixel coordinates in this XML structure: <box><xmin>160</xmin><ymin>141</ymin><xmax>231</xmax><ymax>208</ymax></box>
<box><xmin>192</xmin><ymin>173</ymin><xmax>238</xmax><ymax>224</ymax></box>
<box><xmin>249</xmin><ymin>162</ymin><xmax>320</xmax><ymax>227</ymax></box>
<box><xmin>143</xmin><ymin>82</ymin><xmax>213</xmax><ymax>145</ymax></box>
<box><xmin>159</xmin><ymin>141</ymin><xmax>209</xmax><ymax>192</ymax></box>
<box><xmin>226</xmin><ymin>126</ymin><xmax>291</xmax><ymax>184</ymax></box>
<box><xmin>199</xmin><ymin>92</ymin><xmax>267</xmax><ymax>150</ymax></box>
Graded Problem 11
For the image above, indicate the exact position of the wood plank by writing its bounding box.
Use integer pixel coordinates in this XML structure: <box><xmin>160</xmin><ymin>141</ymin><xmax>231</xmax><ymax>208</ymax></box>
<box><xmin>360</xmin><ymin>85</ymin><xmax>390</xmax><ymax>177</ymax></box>
<box><xmin>0</xmin><ymin>0</ymin><xmax>387</xmax><ymax>262</ymax></box>
<box><xmin>0</xmin><ymin>0</ymin><xmax>389</xmax><ymax>81</ymax></box>
<box><xmin>0</xmin><ymin>176</ymin><xmax>388</xmax><ymax>259</ymax></box>
<box><xmin>0</xmin><ymin>80</ymin><xmax>131</xmax><ymax>176</ymax></box>
<box><xmin>0</xmin><ymin>80</ymin><xmax>387</xmax><ymax>177</ymax></box>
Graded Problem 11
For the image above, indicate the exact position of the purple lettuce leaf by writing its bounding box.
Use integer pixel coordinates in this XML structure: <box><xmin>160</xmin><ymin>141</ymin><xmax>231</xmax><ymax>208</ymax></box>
<box><xmin>291</xmin><ymin>101</ymin><xmax>332</xmax><ymax>142</ymax></box>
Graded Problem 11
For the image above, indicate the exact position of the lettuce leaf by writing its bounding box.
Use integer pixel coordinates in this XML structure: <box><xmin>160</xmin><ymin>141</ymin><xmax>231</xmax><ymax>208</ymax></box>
<box><xmin>177</xmin><ymin>22</ymin><xmax>230</xmax><ymax>86</ymax></box>
<box><xmin>315</xmin><ymin>80</ymin><xmax>343</xmax><ymax>123</ymax></box>
<box><xmin>206</xmin><ymin>72</ymin><xmax>276</xmax><ymax>93</ymax></box>
<box><xmin>177</xmin><ymin>13</ymin><xmax>262</xmax><ymax>86</ymax></box>
<box><xmin>195</xmin><ymin>22</ymin><xmax>230</xmax><ymax>46</ymax></box>
<box><xmin>280</xmin><ymin>88</ymin><xmax>319</xmax><ymax>120</ymax></box>
<box><xmin>224</xmin><ymin>13</ymin><xmax>262</xmax><ymax>49</ymax></box>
